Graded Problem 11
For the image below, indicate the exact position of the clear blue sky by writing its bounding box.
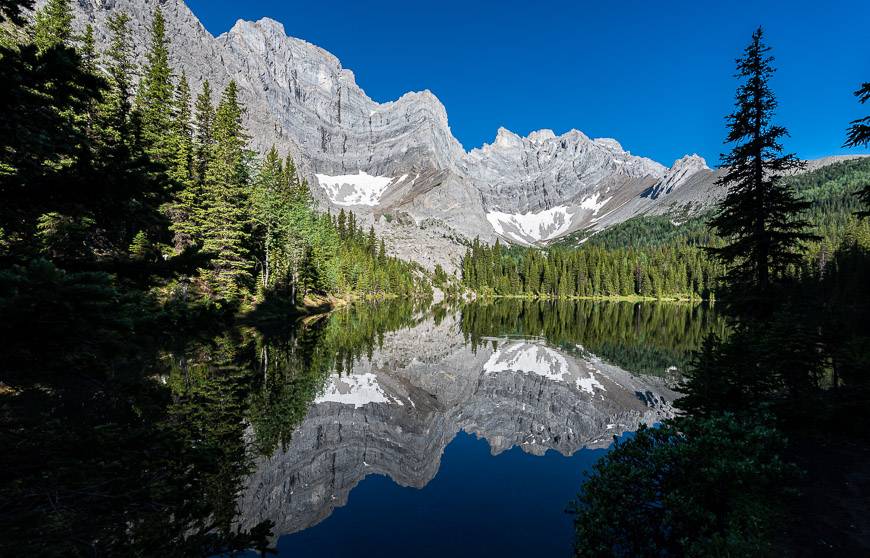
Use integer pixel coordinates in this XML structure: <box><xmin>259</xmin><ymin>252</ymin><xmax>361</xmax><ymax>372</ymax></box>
<box><xmin>186</xmin><ymin>0</ymin><xmax>869</xmax><ymax>167</ymax></box>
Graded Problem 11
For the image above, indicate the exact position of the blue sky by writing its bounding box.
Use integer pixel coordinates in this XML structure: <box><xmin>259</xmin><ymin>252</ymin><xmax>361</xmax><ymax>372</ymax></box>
<box><xmin>186</xmin><ymin>0</ymin><xmax>869</xmax><ymax>167</ymax></box>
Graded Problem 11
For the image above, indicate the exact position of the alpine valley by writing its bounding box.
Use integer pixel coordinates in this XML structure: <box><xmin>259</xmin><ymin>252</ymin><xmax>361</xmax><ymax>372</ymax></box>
<box><xmin>46</xmin><ymin>0</ymin><xmax>860</xmax><ymax>272</ymax></box>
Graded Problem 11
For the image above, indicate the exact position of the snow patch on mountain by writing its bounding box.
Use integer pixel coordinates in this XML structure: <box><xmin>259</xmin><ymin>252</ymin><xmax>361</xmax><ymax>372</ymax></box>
<box><xmin>486</xmin><ymin>205</ymin><xmax>576</xmax><ymax>243</ymax></box>
<box><xmin>314</xmin><ymin>372</ymin><xmax>402</xmax><ymax>408</ymax></box>
<box><xmin>315</xmin><ymin>171</ymin><xmax>397</xmax><ymax>206</ymax></box>
<box><xmin>579</xmin><ymin>193</ymin><xmax>612</xmax><ymax>214</ymax></box>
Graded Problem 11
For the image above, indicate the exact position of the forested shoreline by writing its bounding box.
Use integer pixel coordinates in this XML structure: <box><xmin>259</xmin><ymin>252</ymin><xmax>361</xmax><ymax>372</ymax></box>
<box><xmin>461</xmin><ymin>241</ymin><xmax>721</xmax><ymax>300</ymax></box>
<box><xmin>461</xmin><ymin>158</ymin><xmax>870</xmax><ymax>302</ymax></box>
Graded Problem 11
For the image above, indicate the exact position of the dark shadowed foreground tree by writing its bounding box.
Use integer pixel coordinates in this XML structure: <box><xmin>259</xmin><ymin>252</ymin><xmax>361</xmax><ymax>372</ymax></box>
<box><xmin>708</xmin><ymin>27</ymin><xmax>815</xmax><ymax>314</ymax></box>
<box><xmin>571</xmin><ymin>416</ymin><xmax>797</xmax><ymax>558</ymax></box>
<box><xmin>845</xmin><ymin>81</ymin><xmax>870</xmax><ymax>216</ymax></box>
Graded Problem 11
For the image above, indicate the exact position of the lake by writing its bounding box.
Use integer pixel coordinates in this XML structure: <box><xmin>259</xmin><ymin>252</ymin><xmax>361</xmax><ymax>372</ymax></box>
<box><xmin>175</xmin><ymin>300</ymin><xmax>723</xmax><ymax>557</ymax></box>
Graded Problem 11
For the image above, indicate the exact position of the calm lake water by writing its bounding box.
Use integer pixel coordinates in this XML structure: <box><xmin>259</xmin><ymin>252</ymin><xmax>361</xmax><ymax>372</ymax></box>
<box><xmin>191</xmin><ymin>300</ymin><xmax>722</xmax><ymax>557</ymax></box>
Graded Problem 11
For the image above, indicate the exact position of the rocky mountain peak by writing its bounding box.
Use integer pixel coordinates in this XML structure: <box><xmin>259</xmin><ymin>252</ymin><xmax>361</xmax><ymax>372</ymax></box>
<box><xmin>592</xmin><ymin>137</ymin><xmax>623</xmax><ymax>151</ymax></box>
<box><xmin>672</xmin><ymin>153</ymin><xmax>709</xmax><ymax>173</ymax></box>
<box><xmin>641</xmin><ymin>154</ymin><xmax>713</xmax><ymax>201</ymax></box>
<box><xmin>527</xmin><ymin>129</ymin><xmax>557</xmax><ymax>143</ymax></box>
<box><xmin>225</xmin><ymin>17</ymin><xmax>285</xmax><ymax>39</ymax></box>
<box><xmin>492</xmin><ymin>127</ymin><xmax>524</xmax><ymax>149</ymax></box>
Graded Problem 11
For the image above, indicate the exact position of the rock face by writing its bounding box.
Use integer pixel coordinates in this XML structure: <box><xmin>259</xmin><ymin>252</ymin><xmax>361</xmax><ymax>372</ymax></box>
<box><xmin>237</xmin><ymin>313</ymin><xmax>676</xmax><ymax>538</ymax></box>
<box><xmin>466</xmin><ymin>128</ymin><xmax>666</xmax><ymax>243</ymax></box>
<box><xmin>48</xmin><ymin>0</ymin><xmax>864</xmax><ymax>270</ymax></box>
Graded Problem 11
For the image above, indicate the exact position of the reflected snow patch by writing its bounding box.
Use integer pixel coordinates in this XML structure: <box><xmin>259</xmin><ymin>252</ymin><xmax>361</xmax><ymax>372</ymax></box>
<box><xmin>314</xmin><ymin>372</ymin><xmax>403</xmax><ymax>408</ymax></box>
<box><xmin>483</xmin><ymin>341</ymin><xmax>606</xmax><ymax>394</ymax></box>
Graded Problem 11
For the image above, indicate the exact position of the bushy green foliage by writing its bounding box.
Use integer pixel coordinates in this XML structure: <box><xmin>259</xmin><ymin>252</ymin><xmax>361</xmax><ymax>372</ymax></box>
<box><xmin>563</xmin><ymin>213</ymin><xmax>717</xmax><ymax>251</ymax></box>
<box><xmin>136</xmin><ymin>7</ymin><xmax>174</xmax><ymax>163</ymax></box>
<box><xmin>200</xmin><ymin>80</ymin><xmax>253</xmax><ymax>299</ymax></box>
<box><xmin>571</xmin><ymin>415</ymin><xmax>798</xmax><ymax>558</ymax></box>
<box><xmin>247</xmin><ymin>152</ymin><xmax>428</xmax><ymax>303</ymax></box>
<box><xmin>32</xmin><ymin>0</ymin><xmax>73</xmax><ymax>53</ymax></box>
<box><xmin>844</xmin><ymin>82</ymin><xmax>870</xmax><ymax>216</ymax></box>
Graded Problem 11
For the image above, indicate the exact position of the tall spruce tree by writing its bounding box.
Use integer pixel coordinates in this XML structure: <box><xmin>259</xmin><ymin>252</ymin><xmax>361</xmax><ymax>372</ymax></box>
<box><xmin>98</xmin><ymin>12</ymin><xmax>136</xmax><ymax>148</ymax></box>
<box><xmin>33</xmin><ymin>0</ymin><xmax>73</xmax><ymax>52</ymax></box>
<box><xmin>168</xmin><ymin>71</ymin><xmax>199</xmax><ymax>250</ymax></box>
<box><xmin>251</xmin><ymin>145</ymin><xmax>290</xmax><ymax>291</ymax></box>
<box><xmin>136</xmin><ymin>7</ymin><xmax>174</xmax><ymax>163</ymax></box>
<box><xmin>708</xmin><ymin>27</ymin><xmax>814</xmax><ymax>307</ymax></box>
<box><xmin>79</xmin><ymin>25</ymin><xmax>97</xmax><ymax>73</ymax></box>
<box><xmin>193</xmin><ymin>80</ymin><xmax>215</xmax><ymax>187</ymax></box>
<box><xmin>202</xmin><ymin>81</ymin><xmax>251</xmax><ymax>300</ymax></box>
<box><xmin>844</xmin><ymin>82</ymin><xmax>870</xmax><ymax>217</ymax></box>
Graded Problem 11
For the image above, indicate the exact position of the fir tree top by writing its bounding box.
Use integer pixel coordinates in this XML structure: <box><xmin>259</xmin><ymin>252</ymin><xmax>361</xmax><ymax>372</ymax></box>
<box><xmin>33</xmin><ymin>0</ymin><xmax>73</xmax><ymax>53</ymax></box>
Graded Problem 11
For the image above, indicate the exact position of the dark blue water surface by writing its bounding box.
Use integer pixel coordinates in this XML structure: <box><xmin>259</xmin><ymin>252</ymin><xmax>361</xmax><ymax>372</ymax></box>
<box><xmin>269</xmin><ymin>432</ymin><xmax>608</xmax><ymax>557</ymax></box>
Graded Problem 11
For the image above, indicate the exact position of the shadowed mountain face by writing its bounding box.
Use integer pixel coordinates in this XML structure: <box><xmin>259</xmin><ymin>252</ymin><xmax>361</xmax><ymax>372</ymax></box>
<box><xmin>238</xmin><ymin>310</ymin><xmax>677</xmax><ymax>538</ymax></box>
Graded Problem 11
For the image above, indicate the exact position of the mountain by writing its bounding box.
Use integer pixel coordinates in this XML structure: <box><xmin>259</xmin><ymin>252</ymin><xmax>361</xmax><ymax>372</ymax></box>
<box><xmin>47</xmin><ymin>0</ymin><xmax>861</xmax><ymax>270</ymax></box>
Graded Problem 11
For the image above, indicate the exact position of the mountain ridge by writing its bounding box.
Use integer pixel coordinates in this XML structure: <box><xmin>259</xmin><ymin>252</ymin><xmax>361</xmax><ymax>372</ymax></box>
<box><xmin>45</xmin><ymin>0</ymin><xmax>862</xmax><ymax>270</ymax></box>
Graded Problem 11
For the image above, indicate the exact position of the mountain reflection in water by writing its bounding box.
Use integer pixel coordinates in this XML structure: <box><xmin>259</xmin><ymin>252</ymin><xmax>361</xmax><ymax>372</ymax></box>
<box><xmin>227</xmin><ymin>301</ymin><xmax>722</xmax><ymax>554</ymax></box>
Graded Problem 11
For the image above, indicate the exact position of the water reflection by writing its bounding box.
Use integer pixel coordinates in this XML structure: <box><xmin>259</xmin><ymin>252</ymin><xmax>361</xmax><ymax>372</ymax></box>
<box><xmin>234</xmin><ymin>301</ymin><xmax>719</xmax><ymax>543</ymax></box>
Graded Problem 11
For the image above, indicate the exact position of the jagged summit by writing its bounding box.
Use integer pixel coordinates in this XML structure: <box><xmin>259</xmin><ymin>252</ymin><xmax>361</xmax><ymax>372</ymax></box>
<box><xmin>528</xmin><ymin>129</ymin><xmax>557</xmax><ymax>143</ymax></box>
<box><xmin>593</xmin><ymin>137</ymin><xmax>623</xmax><ymax>151</ymax></box>
<box><xmin>673</xmin><ymin>154</ymin><xmax>710</xmax><ymax>171</ymax></box>
<box><xmin>226</xmin><ymin>17</ymin><xmax>286</xmax><ymax>37</ymax></box>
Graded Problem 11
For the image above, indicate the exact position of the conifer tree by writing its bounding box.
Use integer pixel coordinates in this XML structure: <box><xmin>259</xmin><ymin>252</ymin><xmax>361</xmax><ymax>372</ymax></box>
<box><xmin>79</xmin><ymin>25</ymin><xmax>97</xmax><ymax>73</ymax></box>
<box><xmin>99</xmin><ymin>12</ymin><xmax>136</xmax><ymax>147</ymax></box>
<box><xmin>707</xmin><ymin>27</ymin><xmax>814</xmax><ymax>306</ymax></box>
<box><xmin>337</xmin><ymin>209</ymin><xmax>347</xmax><ymax>239</ymax></box>
<box><xmin>295</xmin><ymin>176</ymin><xmax>312</xmax><ymax>208</ymax></box>
<box><xmin>251</xmin><ymin>145</ymin><xmax>292</xmax><ymax>291</ymax></box>
<box><xmin>33</xmin><ymin>0</ymin><xmax>73</xmax><ymax>52</ymax></box>
<box><xmin>283</xmin><ymin>153</ymin><xmax>298</xmax><ymax>190</ymax></box>
<box><xmin>193</xmin><ymin>80</ymin><xmax>215</xmax><ymax>187</ymax></box>
<box><xmin>844</xmin><ymin>82</ymin><xmax>870</xmax><ymax>216</ymax></box>
<box><xmin>168</xmin><ymin>72</ymin><xmax>199</xmax><ymax>250</ymax></box>
<box><xmin>201</xmin><ymin>81</ymin><xmax>251</xmax><ymax>300</ymax></box>
<box><xmin>137</xmin><ymin>7</ymin><xmax>174</xmax><ymax>163</ymax></box>
<box><xmin>367</xmin><ymin>225</ymin><xmax>377</xmax><ymax>257</ymax></box>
